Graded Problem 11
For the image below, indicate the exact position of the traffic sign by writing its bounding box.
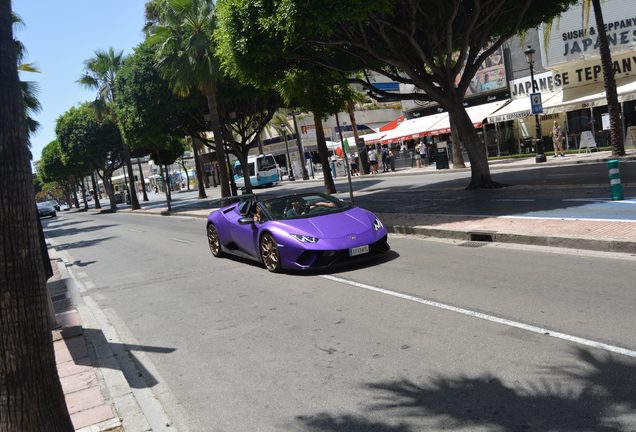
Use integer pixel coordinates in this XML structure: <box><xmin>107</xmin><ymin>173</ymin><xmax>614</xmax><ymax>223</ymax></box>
<box><xmin>530</xmin><ymin>92</ymin><xmax>543</xmax><ymax>114</ymax></box>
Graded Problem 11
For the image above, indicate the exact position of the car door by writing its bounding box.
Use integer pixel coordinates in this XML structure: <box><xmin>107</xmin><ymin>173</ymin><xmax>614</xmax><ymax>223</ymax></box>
<box><xmin>228</xmin><ymin>204</ymin><xmax>259</xmax><ymax>257</ymax></box>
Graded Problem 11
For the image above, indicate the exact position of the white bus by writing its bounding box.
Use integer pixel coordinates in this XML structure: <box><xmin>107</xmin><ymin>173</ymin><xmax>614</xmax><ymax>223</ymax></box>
<box><xmin>233</xmin><ymin>154</ymin><xmax>280</xmax><ymax>188</ymax></box>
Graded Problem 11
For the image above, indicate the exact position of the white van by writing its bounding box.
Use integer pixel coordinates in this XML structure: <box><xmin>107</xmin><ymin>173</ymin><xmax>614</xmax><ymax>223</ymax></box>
<box><xmin>233</xmin><ymin>154</ymin><xmax>280</xmax><ymax>188</ymax></box>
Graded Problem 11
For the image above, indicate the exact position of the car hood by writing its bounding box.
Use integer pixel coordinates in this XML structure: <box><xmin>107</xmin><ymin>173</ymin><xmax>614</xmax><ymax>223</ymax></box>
<box><xmin>276</xmin><ymin>207</ymin><xmax>375</xmax><ymax>238</ymax></box>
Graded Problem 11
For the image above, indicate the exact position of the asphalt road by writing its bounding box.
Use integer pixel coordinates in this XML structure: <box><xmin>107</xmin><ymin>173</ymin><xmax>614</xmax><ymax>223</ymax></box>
<box><xmin>75</xmin><ymin>161</ymin><xmax>636</xmax><ymax>221</ymax></box>
<box><xmin>43</xmin><ymin>210</ymin><xmax>636</xmax><ymax>432</ymax></box>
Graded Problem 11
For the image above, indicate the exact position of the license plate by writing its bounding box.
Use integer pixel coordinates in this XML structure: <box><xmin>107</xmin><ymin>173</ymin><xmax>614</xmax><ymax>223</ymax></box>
<box><xmin>349</xmin><ymin>245</ymin><xmax>369</xmax><ymax>256</ymax></box>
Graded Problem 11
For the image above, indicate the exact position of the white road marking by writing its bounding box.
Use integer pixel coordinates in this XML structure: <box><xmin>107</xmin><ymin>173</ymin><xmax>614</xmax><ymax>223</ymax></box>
<box><xmin>321</xmin><ymin>275</ymin><xmax>636</xmax><ymax>359</ymax></box>
<box><xmin>129</xmin><ymin>229</ymin><xmax>144</xmax><ymax>233</ymax></box>
<box><xmin>171</xmin><ymin>238</ymin><xmax>191</xmax><ymax>244</ymax></box>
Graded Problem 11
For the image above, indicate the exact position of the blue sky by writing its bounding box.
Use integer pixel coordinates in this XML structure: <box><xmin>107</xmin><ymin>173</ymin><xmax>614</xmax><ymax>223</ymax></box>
<box><xmin>13</xmin><ymin>0</ymin><xmax>148</xmax><ymax>168</ymax></box>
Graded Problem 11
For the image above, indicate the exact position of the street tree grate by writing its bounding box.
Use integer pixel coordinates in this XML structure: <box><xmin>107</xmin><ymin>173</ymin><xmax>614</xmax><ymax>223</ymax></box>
<box><xmin>458</xmin><ymin>241</ymin><xmax>488</xmax><ymax>248</ymax></box>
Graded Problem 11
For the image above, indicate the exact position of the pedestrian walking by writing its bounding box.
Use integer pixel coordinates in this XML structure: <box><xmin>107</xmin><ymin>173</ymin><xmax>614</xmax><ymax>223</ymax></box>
<box><xmin>551</xmin><ymin>120</ymin><xmax>565</xmax><ymax>157</ymax></box>
<box><xmin>381</xmin><ymin>145</ymin><xmax>389</xmax><ymax>172</ymax></box>
<box><xmin>348</xmin><ymin>152</ymin><xmax>359</xmax><ymax>176</ymax></box>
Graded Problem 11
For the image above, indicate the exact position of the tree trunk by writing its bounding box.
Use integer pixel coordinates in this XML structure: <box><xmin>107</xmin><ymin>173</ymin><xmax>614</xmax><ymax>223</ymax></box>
<box><xmin>99</xmin><ymin>170</ymin><xmax>118</xmax><ymax>210</ymax></box>
<box><xmin>292</xmin><ymin>111</ymin><xmax>309</xmax><ymax>180</ymax></box>
<box><xmin>591</xmin><ymin>0</ymin><xmax>625</xmax><ymax>156</ymax></box>
<box><xmin>119</xmin><ymin>134</ymin><xmax>141</xmax><ymax>210</ymax></box>
<box><xmin>192</xmin><ymin>138</ymin><xmax>207</xmax><ymax>199</ymax></box>
<box><xmin>204</xmin><ymin>87</ymin><xmax>230</xmax><ymax>201</ymax></box>
<box><xmin>0</xmin><ymin>3</ymin><xmax>75</xmax><ymax>429</ymax></box>
<box><xmin>447</xmin><ymin>104</ymin><xmax>504</xmax><ymax>189</ymax></box>
<box><xmin>315</xmin><ymin>115</ymin><xmax>337</xmax><ymax>194</ymax></box>
<box><xmin>89</xmin><ymin>163</ymin><xmax>101</xmax><ymax>209</ymax></box>
<box><xmin>346</xmin><ymin>100</ymin><xmax>366</xmax><ymax>175</ymax></box>
<box><xmin>449</xmin><ymin>117</ymin><xmax>466</xmax><ymax>169</ymax></box>
<box><xmin>163</xmin><ymin>164</ymin><xmax>172</xmax><ymax>203</ymax></box>
<box><xmin>137</xmin><ymin>159</ymin><xmax>149</xmax><ymax>202</ymax></box>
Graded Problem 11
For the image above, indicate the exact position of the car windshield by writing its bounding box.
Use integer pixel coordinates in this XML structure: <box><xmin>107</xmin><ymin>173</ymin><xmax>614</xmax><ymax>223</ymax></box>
<box><xmin>37</xmin><ymin>202</ymin><xmax>52</xmax><ymax>209</ymax></box>
<box><xmin>260</xmin><ymin>193</ymin><xmax>352</xmax><ymax>221</ymax></box>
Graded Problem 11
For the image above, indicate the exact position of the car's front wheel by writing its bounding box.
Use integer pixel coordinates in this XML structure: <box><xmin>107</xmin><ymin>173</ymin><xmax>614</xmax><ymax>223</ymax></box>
<box><xmin>207</xmin><ymin>224</ymin><xmax>224</xmax><ymax>257</ymax></box>
<box><xmin>260</xmin><ymin>233</ymin><xmax>282</xmax><ymax>272</ymax></box>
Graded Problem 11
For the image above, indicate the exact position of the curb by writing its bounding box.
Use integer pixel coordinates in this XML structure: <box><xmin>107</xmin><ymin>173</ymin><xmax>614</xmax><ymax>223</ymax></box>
<box><xmin>387</xmin><ymin>224</ymin><xmax>636</xmax><ymax>254</ymax></box>
<box><xmin>51</xmin><ymin>244</ymin><xmax>152</xmax><ymax>432</ymax></box>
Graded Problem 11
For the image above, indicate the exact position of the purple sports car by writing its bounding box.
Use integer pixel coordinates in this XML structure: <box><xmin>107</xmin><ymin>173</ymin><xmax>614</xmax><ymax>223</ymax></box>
<box><xmin>206</xmin><ymin>192</ymin><xmax>390</xmax><ymax>272</ymax></box>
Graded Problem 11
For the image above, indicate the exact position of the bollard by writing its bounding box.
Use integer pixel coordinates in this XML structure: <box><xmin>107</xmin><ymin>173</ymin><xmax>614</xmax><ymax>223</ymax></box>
<box><xmin>607</xmin><ymin>160</ymin><xmax>624</xmax><ymax>200</ymax></box>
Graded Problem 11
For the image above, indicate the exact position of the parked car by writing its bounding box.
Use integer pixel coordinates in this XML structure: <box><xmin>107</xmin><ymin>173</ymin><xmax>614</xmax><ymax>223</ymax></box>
<box><xmin>206</xmin><ymin>192</ymin><xmax>390</xmax><ymax>272</ymax></box>
<box><xmin>37</xmin><ymin>202</ymin><xmax>57</xmax><ymax>218</ymax></box>
<box><xmin>47</xmin><ymin>200</ymin><xmax>60</xmax><ymax>211</ymax></box>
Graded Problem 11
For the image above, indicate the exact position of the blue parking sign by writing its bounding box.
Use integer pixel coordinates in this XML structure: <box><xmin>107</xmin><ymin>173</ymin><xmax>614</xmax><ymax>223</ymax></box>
<box><xmin>530</xmin><ymin>92</ymin><xmax>543</xmax><ymax>114</ymax></box>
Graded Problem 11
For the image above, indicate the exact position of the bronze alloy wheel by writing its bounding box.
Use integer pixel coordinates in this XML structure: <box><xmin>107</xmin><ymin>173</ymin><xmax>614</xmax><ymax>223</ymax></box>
<box><xmin>207</xmin><ymin>224</ymin><xmax>224</xmax><ymax>257</ymax></box>
<box><xmin>260</xmin><ymin>233</ymin><xmax>281</xmax><ymax>272</ymax></box>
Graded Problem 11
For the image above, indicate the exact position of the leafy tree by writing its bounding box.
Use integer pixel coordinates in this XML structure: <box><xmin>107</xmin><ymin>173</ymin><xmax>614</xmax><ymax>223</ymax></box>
<box><xmin>216</xmin><ymin>76</ymin><xmax>282</xmax><ymax>194</ymax></box>
<box><xmin>39</xmin><ymin>140</ymin><xmax>77</xmax><ymax>207</ymax></box>
<box><xmin>55</xmin><ymin>104</ymin><xmax>124</xmax><ymax>210</ymax></box>
<box><xmin>146</xmin><ymin>0</ymin><xmax>232</xmax><ymax>200</ymax></box>
<box><xmin>216</xmin><ymin>0</ymin><xmax>577</xmax><ymax>189</ymax></box>
<box><xmin>77</xmin><ymin>47</ymin><xmax>142</xmax><ymax>209</ymax></box>
<box><xmin>0</xmin><ymin>1</ymin><xmax>74</xmax><ymax>429</ymax></box>
<box><xmin>114</xmin><ymin>40</ymin><xmax>210</xmax><ymax>199</ymax></box>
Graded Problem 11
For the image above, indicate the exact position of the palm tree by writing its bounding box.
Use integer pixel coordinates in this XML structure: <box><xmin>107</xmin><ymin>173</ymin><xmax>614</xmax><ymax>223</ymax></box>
<box><xmin>13</xmin><ymin>11</ymin><xmax>41</xmax><ymax>148</ymax></box>
<box><xmin>77</xmin><ymin>47</ymin><xmax>142</xmax><ymax>209</ymax></box>
<box><xmin>581</xmin><ymin>0</ymin><xmax>624</xmax><ymax>156</ymax></box>
<box><xmin>1</xmin><ymin>2</ymin><xmax>75</xmax><ymax>428</ymax></box>
<box><xmin>146</xmin><ymin>0</ymin><xmax>231</xmax><ymax>201</ymax></box>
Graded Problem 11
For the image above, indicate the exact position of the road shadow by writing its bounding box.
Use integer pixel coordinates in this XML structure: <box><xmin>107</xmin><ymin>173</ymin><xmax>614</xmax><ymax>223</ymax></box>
<box><xmin>292</xmin><ymin>347</ymin><xmax>636</xmax><ymax>431</ymax></box>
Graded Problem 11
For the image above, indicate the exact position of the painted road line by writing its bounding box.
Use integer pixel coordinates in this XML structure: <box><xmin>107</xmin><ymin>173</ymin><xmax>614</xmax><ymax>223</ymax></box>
<box><xmin>129</xmin><ymin>229</ymin><xmax>144</xmax><ymax>233</ymax></box>
<box><xmin>171</xmin><ymin>238</ymin><xmax>191</xmax><ymax>244</ymax></box>
<box><xmin>322</xmin><ymin>275</ymin><xmax>636</xmax><ymax>359</ymax></box>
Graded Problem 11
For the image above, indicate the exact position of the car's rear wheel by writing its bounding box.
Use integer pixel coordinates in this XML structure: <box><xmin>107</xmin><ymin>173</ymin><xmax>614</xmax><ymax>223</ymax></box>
<box><xmin>207</xmin><ymin>224</ymin><xmax>224</xmax><ymax>257</ymax></box>
<box><xmin>260</xmin><ymin>233</ymin><xmax>282</xmax><ymax>272</ymax></box>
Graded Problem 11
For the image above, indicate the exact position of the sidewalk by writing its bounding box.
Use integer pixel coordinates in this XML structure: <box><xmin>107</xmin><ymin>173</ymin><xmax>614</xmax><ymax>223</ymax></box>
<box><xmin>49</xmin><ymin>246</ymin><xmax>151</xmax><ymax>432</ymax></box>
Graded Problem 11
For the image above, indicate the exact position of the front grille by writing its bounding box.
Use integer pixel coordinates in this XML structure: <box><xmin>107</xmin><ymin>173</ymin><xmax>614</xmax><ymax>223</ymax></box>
<box><xmin>296</xmin><ymin>235</ymin><xmax>390</xmax><ymax>268</ymax></box>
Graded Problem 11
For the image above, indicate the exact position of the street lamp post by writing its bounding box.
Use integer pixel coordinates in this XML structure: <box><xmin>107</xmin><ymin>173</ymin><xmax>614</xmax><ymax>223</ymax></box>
<box><xmin>281</xmin><ymin>123</ymin><xmax>295</xmax><ymax>181</ymax></box>
<box><xmin>525</xmin><ymin>46</ymin><xmax>547</xmax><ymax>163</ymax></box>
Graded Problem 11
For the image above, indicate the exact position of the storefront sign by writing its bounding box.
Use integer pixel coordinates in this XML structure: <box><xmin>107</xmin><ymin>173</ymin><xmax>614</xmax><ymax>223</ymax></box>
<box><xmin>542</xmin><ymin>0</ymin><xmax>636</xmax><ymax>72</ymax></box>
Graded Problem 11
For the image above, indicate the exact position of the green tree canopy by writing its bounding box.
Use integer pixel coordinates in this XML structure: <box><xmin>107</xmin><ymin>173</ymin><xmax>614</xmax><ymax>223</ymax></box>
<box><xmin>216</xmin><ymin>0</ymin><xmax>578</xmax><ymax>189</ymax></box>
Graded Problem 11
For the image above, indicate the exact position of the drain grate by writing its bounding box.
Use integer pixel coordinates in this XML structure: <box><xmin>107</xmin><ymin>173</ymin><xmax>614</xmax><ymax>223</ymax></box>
<box><xmin>51</xmin><ymin>294</ymin><xmax>67</xmax><ymax>302</ymax></box>
<box><xmin>458</xmin><ymin>241</ymin><xmax>488</xmax><ymax>248</ymax></box>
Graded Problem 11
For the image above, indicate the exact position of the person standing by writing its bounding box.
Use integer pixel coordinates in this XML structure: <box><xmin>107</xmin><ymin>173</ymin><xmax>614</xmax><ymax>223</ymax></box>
<box><xmin>388</xmin><ymin>147</ymin><xmax>396</xmax><ymax>172</ymax></box>
<box><xmin>415</xmin><ymin>142</ymin><xmax>423</xmax><ymax>168</ymax></box>
<box><xmin>367</xmin><ymin>147</ymin><xmax>378</xmax><ymax>174</ymax></box>
<box><xmin>551</xmin><ymin>120</ymin><xmax>565</xmax><ymax>157</ymax></box>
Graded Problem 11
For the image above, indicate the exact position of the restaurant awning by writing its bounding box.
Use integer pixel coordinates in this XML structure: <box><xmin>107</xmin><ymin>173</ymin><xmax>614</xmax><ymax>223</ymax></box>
<box><xmin>486</xmin><ymin>92</ymin><xmax>562</xmax><ymax>123</ymax></box>
<box><xmin>542</xmin><ymin>75</ymin><xmax>636</xmax><ymax>114</ymax></box>
<box><xmin>380</xmin><ymin>113</ymin><xmax>447</xmax><ymax>144</ymax></box>
<box><xmin>427</xmin><ymin>100</ymin><xmax>508</xmax><ymax>136</ymax></box>
<box><xmin>379</xmin><ymin>115</ymin><xmax>404</xmax><ymax>132</ymax></box>
<box><xmin>361</xmin><ymin>132</ymin><xmax>387</xmax><ymax>145</ymax></box>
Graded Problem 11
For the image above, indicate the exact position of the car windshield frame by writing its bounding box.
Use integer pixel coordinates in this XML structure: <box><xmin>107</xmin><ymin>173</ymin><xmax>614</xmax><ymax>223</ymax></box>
<box><xmin>260</xmin><ymin>193</ymin><xmax>353</xmax><ymax>221</ymax></box>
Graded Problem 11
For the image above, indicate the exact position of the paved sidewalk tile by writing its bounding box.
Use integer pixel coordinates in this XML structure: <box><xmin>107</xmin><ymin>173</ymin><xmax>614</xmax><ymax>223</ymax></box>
<box><xmin>71</xmin><ymin>405</ymin><xmax>117</xmax><ymax>430</ymax></box>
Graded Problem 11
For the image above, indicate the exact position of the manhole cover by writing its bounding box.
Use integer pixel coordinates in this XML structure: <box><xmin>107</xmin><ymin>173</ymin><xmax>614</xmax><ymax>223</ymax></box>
<box><xmin>458</xmin><ymin>241</ymin><xmax>488</xmax><ymax>248</ymax></box>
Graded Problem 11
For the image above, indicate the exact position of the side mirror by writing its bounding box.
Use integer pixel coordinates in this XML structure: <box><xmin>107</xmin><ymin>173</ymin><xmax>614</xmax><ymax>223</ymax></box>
<box><xmin>238</xmin><ymin>217</ymin><xmax>254</xmax><ymax>225</ymax></box>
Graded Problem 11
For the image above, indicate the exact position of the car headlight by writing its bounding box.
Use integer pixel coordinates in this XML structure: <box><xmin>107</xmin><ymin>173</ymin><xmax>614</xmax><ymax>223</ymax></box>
<box><xmin>373</xmin><ymin>218</ymin><xmax>383</xmax><ymax>231</ymax></box>
<box><xmin>290</xmin><ymin>233</ymin><xmax>319</xmax><ymax>243</ymax></box>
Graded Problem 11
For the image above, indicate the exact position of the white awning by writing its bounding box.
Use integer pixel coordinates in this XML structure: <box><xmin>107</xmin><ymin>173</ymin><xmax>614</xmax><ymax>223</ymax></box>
<box><xmin>380</xmin><ymin>113</ymin><xmax>447</xmax><ymax>144</ymax></box>
<box><xmin>487</xmin><ymin>92</ymin><xmax>561</xmax><ymax>123</ymax></box>
<box><xmin>362</xmin><ymin>132</ymin><xmax>387</xmax><ymax>145</ymax></box>
<box><xmin>542</xmin><ymin>75</ymin><xmax>636</xmax><ymax>114</ymax></box>
<box><xmin>428</xmin><ymin>100</ymin><xmax>508</xmax><ymax>136</ymax></box>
